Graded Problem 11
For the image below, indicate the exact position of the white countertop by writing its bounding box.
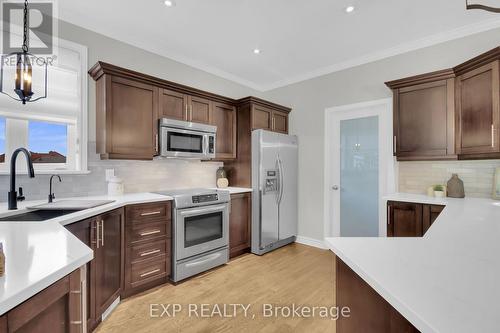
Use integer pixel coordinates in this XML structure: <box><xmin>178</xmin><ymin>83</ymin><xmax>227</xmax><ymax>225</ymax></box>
<box><xmin>217</xmin><ymin>187</ymin><xmax>253</xmax><ymax>194</ymax></box>
<box><xmin>0</xmin><ymin>192</ymin><xmax>173</xmax><ymax>315</ymax></box>
<box><xmin>325</xmin><ymin>193</ymin><xmax>500</xmax><ymax>333</ymax></box>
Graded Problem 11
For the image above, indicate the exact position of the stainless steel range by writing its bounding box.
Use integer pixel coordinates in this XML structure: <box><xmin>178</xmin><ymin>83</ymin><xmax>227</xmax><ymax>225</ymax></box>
<box><xmin>155</xmin><ymin>188</ymin><xmax>230</xmax><ymax>282</ymax></box>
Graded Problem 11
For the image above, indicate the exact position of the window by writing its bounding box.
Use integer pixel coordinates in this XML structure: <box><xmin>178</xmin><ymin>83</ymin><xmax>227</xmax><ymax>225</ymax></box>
<box><xmin>0</xmin><ymin>39</ymin><xmax>87</xmax><ymax>173</ymax></box>
<box><xmin>28</xmin><ymin>121</ymin><xmax>67</xmax><ymax>164</ymax></box>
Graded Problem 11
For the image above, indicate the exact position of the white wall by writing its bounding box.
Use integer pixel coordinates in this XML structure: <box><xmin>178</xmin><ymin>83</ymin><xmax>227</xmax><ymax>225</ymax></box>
<box><xmin>0</xmin><ymin>20</ymin><xmax>259</xmax><ymax>201</ymax></box>
<box><xmin>261</xmin><ymin>27</ymin><xmax>500</xmax><ymax>241</ymax></box>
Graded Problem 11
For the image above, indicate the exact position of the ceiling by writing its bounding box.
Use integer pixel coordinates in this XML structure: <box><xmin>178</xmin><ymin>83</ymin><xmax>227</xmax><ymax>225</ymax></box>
<box><xmin>59</xmin><ymin>0</ymin><xmax>500</xmax><ymax>91</ymax></box>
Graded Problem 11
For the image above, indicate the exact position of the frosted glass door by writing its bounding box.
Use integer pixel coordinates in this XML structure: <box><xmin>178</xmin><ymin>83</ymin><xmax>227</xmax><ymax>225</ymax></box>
<box><xmin>340</xmin><ymin>116</ymin><xmax>379</xmax><ymax>236</ymax></box>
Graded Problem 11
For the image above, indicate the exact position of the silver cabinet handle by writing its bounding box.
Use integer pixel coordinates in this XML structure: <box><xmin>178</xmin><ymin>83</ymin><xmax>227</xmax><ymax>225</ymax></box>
<box><xmin>492</xmin><ymin>124</ymin><xmax>495</xmax><ymax>148</ymax></box>
<box><xmin>95</xmin><ymin>220</ymin><xmax>100</xmax><ymax>249</ymax></box>
<box><xmin>155</xmin><ymin>134</ymin><xmax>159</xmax><ymax>152</ymax></box>
<box><xmin>393</xmin><ymin>135</ymin><xmax>397</xmax><ymax>154</ymax></box>
<box><xmin>101</xmin><ymin>219</ymin><xmax>104</xmax><ymax>247</ymax></box>
<box><xmin>140</xmin><ymin>268</ymin><xmax>160</xmax><ymax>278</ymax></box>
<box><xmin>140</xmin><ymin>249</ymin><xmax>161</xmax><ymax>257</ymax></box>
<box><xmin>140</xmin><ymin>230</ymin><xmax>161</xmax><ymax>236</ymax></box>
<box><xmin>387</xmin><ymin>204</ymin><xmax>391</xmax><ymax>225</ymax></box>
<box><xmin>140</xmin><ymin>211</ymin><xmax>161</xmax><ymax>217</ymax></box>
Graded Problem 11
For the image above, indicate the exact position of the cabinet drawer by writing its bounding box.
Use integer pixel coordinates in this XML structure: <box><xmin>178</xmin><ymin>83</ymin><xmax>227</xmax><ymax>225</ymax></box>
<box><xmin>126</xmin><ymin>202</ymin><xmax>171</xmax><ymax>225</ymax></box>
<box><xmin>130</xmin><ymin>238</ymin><xmax>170</xmax><ymax>263</ymax></box>
<box><xmin>131</xmin><ymin>256</ymin><xmax>170</xmax><ymax>286</ymax></box>
<box><xmin>128</xmin><ymin>221</ymin><xmax>170</xmax><ymax>243</ymax></box>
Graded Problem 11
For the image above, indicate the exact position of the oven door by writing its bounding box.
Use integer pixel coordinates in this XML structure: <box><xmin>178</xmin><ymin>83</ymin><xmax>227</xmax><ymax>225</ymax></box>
<box><xmin>161</xmin><ymin>127</ymin><xmax>209</xmax><ymax>158</ymax></box>
<box><xmin>175</xmin><ymin>203</ymin><xmax>229</xmax><ymax>260</ymax></box>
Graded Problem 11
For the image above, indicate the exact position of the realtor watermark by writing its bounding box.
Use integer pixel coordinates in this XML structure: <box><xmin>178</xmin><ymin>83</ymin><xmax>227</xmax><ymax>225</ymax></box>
<box><xmin>1</xmin><ymin>0</ymin><xmax>58</xmax><ymax>60</ymax></box>
<box><xmin>150</xmin><ymin>303</ymin><xmax>351</xmax><ymax>321</ymax></box>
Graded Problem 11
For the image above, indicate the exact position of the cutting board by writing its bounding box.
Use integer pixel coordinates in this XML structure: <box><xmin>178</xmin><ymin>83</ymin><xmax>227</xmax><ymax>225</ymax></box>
<box><xmin>28</xmin><ymin>200</ymin><xmax>116</xmax><ymax>210</ymax></box>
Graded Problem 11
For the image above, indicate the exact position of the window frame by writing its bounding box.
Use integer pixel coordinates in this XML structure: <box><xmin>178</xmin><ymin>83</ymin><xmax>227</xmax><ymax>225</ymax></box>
<box><xmin>0</xmin><ymin>38</ymin><xmax>88</xmax><ymax>174</ymax></box>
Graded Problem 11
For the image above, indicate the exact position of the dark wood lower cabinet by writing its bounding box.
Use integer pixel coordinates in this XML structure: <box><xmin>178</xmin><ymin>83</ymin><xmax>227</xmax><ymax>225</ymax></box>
<box><xmin>94</xmin><ymin>209</ymin><xmax>124</xmax><ymax>317</ymax></box>
<box><xmin>65</xmin><ymin>208</ymin><xmax>124</xmax><ymax>332</ymax></box>
<box><xmin>229</xmin><ymin>193</ymin><xmax>251</xmax><ymax>258</ymax></box>
<box><xmin>122</xmin><ymin>202</ymin><xmax>172</xmax><ymax>298</ymax></box>
<box><xmin>0</xmin><ymin>268</ymin><xmax>85</xmax><ymax>333</ymax></box>
<box><xmin>387</xmin><ymin>201</ymin><xmax>444</xmax><ymax>237</ymax></box>
<box><xmin>336</xmin><ymin>258</ymin><xmax>419</xmax><ymax>333</ymax></box>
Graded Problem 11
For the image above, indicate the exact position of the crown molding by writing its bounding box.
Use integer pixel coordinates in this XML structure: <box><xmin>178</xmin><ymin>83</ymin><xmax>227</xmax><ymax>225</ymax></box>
<box><xmin>261</xmin><ymin>18</ymin><xmax>500</xmax><ymax>91</ymax></box>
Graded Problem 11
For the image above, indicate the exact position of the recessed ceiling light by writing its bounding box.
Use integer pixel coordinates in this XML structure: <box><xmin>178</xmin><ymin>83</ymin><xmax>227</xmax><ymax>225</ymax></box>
<box><xmin>345</xmin><ymin>5</ymin><xmax>355</xmax><ymax>13</ymax></box>
<box><xmin>253</xmin><ymin>48</ymin><xmax>261</xmax><ymax>54</ymax></box>
<box><xmin>164</xmin><ymin>0</ymin><xmax>176</xmax><ymax>7</ymax></box>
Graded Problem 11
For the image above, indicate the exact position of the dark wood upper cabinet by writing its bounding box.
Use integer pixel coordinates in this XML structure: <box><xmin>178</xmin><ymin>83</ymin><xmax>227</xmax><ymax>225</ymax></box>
<box><xmin>386</xmin><ymin>47</ymin><xmax>500</xmax><ymax>161</ymax></box>
<box><xmin>89</xmin><ymin>62</ymin><xmax>291</xmax><ymax>164</ymax></box>
<box><xmin>225</xmin><ymin>97</ymin><xmax>291</xmax><ymax>188</ymax></box>
<box><xmin>188</xmin><ymin>95</ymin><xmax>212</xmax><ymax>124</ymax></box>
<box><xmin>252</xmin><ymin>105</ymin><xmax>272</xmax><ymax>131</ymax></box>
<box><xmin>159</xmin><ymin>88</ymin><xmax>188</xmax><ymax>121</ymax></box>
<box><xmin>94</xmin><ymin>75</ymin><xmax>159</xmax><ymax>160</ymax></box>
<box><xmin>455</xmin><ymin>60</ymin><xmax>500</xmax><ymax>157</ymax></box>
<box><xmin>386</xmin><ymin>70</ymin><xmax>456</xmax><ymax>161</ymax></box>
<box><xmin>272</xmin><ymin>110</ymin><xmax>288</xmax><ymax>134</ymax></box>
<box><xmin>229</xmin><ymin>192</ymin><xmax>251</xmax><ymax>258</ymax></box>
<box><xmin>211</xmin><ymin>102</ymin><xmax>237</xmax><ymax>160</ymax></box>
<box><xmin>94</xmin><ymin>209</ymin><xmax>124</xmax><ymax>318</ymax></box>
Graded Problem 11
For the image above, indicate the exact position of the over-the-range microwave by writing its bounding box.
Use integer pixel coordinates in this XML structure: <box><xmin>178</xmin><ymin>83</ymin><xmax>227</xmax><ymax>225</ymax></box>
<box><xmin>159</xmin><ymin>118</ymin><xmax>216</xmax><ymax>160</ymax></box>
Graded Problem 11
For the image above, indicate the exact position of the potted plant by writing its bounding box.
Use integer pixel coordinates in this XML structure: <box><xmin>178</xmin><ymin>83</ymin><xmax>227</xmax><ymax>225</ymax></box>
<box><xmin>433</xmin><ymin>185</ymin><xmax>445</xmax><ymax>198</ymax></box>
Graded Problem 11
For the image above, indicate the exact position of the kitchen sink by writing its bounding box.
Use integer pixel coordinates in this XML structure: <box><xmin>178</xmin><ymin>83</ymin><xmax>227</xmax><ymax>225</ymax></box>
<box><xmin>0</xmin><ymin>209</ymin><xmax>80</xmax><ymax>222</ymax></box>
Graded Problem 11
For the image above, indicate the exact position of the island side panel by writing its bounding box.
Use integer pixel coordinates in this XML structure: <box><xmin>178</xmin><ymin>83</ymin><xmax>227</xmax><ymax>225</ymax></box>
<box><xmin>336</xmin><ymin>258</ymin><xmax>419</xmax><ymax>333</ymax></box>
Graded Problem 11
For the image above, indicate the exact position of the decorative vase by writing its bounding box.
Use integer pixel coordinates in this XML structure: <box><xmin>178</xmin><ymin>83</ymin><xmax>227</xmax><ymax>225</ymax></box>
<box><xmin>447</xmin><ymin>173</ymin><xmax>465</xmax><ymax>198</ymax></box>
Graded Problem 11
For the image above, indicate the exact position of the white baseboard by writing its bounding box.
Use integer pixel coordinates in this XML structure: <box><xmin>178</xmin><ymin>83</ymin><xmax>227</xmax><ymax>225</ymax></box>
<box><xmin>295</xmin><ymin>236</ymin><xmax>328</xmax><ymax>250</ymax></box>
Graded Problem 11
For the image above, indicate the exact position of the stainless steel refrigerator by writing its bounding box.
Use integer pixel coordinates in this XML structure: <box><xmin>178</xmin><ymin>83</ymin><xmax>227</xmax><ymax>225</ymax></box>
<box><xmin>251</xmin><ymin>129</ymin><xmax>298</xmax><ymax>255</ymax></box>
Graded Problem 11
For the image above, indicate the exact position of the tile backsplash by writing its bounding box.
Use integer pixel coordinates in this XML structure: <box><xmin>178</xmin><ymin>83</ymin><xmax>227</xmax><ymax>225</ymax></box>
<box><xmin>398</xmin><ymin>160</ymin><xmax>500</xmax><ymax>198</ymax></box>
<box><xmin>0</xmin><ymin>142</ymin><xmax>223</xmax><ymax>202</ymax></box>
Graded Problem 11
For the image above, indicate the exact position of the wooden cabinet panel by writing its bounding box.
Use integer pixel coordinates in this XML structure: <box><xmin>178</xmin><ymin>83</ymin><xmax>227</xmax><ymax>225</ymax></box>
<box><xmin>394</xmin><ymin>79</ymin><xmax>455</xmax><ymax>160</ymax></box>
<box><xmin>229</xmin><ymin>193</ymin><xmax>251</xmax><ymax>258</ymax></box>
<box><xmin>422</xmin><ymin>204</ymin><xmax>444</xmax><ymax>235</ymax></box>
<box><xmin>5</xmin><ymin>269</ymin><xmax>84</xmax><ymax>333</ymax></box>
<box><xmin>188</xmin><ymin>96</ymin><xmax>211</xmax><ymax>124</ymax></box>
<box><xmin>212</xmin><ymin>102</ymin><xmax>237</xmax><ymax>159</ymax></box>
<box><xmin>106</xmin><ymin>77</ymin><xmax>158</xmax><ymax>159</ymax></box>
<box><xmin>272</xmin><ymin>111</ymin><xmax>288</xmax><ymax>134</ymax></box>
<box><xmin>65</xmin><ymin>218</ymin><xmax>96</xmax><ymax>331</ymax></box>
<box><xmin>252</xmin><ymin>105</ymin><xmax>272</xmax><ymax>130</ymax></box>
<box><xmin>336</xmin><ymin>258</ymin><xmax>419</xmax><ymax>333</ymax></box>
<box><xmin>94</xmin><ymin>209</ymin><xmax>124</xmax><ymax>318</ymax></box>
<box><xmin>456</xmin><ymin>61</ymin><xmax>500</xmax><ymax>156</ymax></box>
<box><xmin>159</xmin><ymin>89</ymin><xmax>188</xmax><ymax>121</ymax></box>
<box><xmin>387</xmin><ymin>201</ymin><xmax>423</xmax><ymax>237</ymax></box>
<box><xmin>123</xmin><ymin>201</ymin><xmax>171</xmax><ymax>298</ymax></box>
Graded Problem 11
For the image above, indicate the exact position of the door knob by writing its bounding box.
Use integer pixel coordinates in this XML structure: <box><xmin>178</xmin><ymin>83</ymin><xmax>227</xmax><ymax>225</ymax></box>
<box><xmin>332</xmin><ymin>185</ymin><xmax>339</xmax><ymax>190</ymax></box>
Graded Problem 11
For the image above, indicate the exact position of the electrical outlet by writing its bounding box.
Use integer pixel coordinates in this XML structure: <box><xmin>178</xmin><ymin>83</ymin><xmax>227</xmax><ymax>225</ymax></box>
<box><xmin>105</xmin><ymin>169</ymin><xmax>115</xmax><ymax>181</ymax></box>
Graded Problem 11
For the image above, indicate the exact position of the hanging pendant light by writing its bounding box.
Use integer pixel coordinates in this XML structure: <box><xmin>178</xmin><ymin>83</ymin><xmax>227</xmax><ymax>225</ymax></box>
<box><xmin>0</xmin><ymin>0</ymin><xmax>47</xmax><ymax>104</ymax></box>
<box><xmin>466</xmin><ymin>0</ymin><xmax>500</xmax><ymax>13</ymax></box>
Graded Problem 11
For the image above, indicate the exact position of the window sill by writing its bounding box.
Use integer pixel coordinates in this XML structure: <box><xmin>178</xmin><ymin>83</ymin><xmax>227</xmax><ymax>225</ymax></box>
<box><xmin>0</xmin><ymin>170</ymin><xmax>91</xmax><ymax>176</ymax></box>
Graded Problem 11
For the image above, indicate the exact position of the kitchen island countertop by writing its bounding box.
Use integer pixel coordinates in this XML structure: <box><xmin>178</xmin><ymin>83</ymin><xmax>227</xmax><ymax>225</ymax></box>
<box><xmin>326</xmin><ymin>193</ymin><xmax>500</xmax><ymax>333</ymax></box>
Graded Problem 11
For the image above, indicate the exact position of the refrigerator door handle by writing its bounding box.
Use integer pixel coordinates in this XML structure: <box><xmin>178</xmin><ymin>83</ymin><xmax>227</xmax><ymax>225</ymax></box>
<box><xmin>275</xmin><ymin>157</ymin><xmax>281</xmax><ymax>204</ymax></box>
<box><xmin>278</xmin><ymin>156</ymin><xmax>284</xmax><ymax>205</ymax></box>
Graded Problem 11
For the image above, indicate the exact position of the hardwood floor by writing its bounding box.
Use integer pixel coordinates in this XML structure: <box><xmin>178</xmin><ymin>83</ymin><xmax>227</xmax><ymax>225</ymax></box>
<box><xmin>95</xmin><ymin>243</ymin><xmax>335</xmax><ymax>333</ymax></box>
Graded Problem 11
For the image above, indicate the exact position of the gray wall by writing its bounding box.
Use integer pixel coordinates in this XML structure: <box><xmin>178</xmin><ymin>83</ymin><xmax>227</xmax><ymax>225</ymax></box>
<box><xmin>261</xmin><ymin>28</ymin><xmax>500</xmax><ymax>241</ymax></box>
<box><xmin>0</xmin><ymin>21</ymin><xmax>258</xmax><ymax>201</ymax></box>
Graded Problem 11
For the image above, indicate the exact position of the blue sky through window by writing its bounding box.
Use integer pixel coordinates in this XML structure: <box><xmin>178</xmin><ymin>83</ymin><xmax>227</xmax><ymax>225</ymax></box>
<box><xmin>28</xmin><ymin>121</ymin><xmax>67</xmax><ymax>156</ymax></box>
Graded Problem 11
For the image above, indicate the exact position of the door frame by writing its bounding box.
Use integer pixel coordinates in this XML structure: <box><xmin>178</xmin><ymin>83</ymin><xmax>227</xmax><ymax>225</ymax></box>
<box><xmin>323</xmin><ymin>98</ymin><xmax>396</xmax><ymax>238</ymax></box>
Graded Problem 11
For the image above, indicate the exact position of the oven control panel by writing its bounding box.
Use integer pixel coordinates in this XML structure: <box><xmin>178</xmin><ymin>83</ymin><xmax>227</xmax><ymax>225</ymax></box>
<box><xmin>192</xmin><ymin>194</ymin><xmax>218</xmax><ymax>204</ymax></box>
